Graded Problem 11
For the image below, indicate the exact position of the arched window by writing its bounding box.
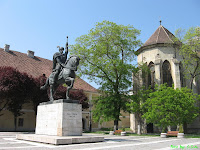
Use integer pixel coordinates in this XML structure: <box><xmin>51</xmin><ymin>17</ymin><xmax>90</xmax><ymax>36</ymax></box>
<box><xmin>162</xmin><ymin>60</ymin><xmax>173</xmax><ymax>87</ymax></box>
<box><xmin>148</xmin><ymin>62</ymin><xmax>155</xmax><ymax>89</ymax></box>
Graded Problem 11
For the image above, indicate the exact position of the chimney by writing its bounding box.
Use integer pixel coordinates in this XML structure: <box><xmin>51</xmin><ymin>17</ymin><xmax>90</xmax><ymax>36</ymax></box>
<box><xmin>27</xmin><ymin>50</ymin><xmax>35</xmax><ymax>58</ymax></box>
<box><xmin>4</xmin><ymin>44</ymin><xmax>10</xmax><ymax>52</ymax></box>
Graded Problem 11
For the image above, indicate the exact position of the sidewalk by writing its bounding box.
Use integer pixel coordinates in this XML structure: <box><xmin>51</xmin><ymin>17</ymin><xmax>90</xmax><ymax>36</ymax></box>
<box><xmin>0</xmin><ymin>132</ymin><xmax>200</xmax><ymax>150</ymax></box>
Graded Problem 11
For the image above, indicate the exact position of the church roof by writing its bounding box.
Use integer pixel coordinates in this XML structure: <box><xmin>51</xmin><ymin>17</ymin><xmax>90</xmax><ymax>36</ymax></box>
<box><xmin>137</xmin><ymin>25</ymin><xmax>179</xmax><ymax>53</ymax></box>
<box><xmin>0</xmin><ymin>48</ymin><xmax>98</xmax><ymax>93</ymax></box>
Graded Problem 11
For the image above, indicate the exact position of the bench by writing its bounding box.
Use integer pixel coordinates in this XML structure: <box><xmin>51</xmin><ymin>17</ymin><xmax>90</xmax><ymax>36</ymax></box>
<box><xmin>166</xmin><ymin>131</ymin><xmax>179</xmax><ymax>137</ymax></box>
<box><xmin>114</xmin><ymin>130</ymin><xmax>122</xmax><ymax>134</ymax></box>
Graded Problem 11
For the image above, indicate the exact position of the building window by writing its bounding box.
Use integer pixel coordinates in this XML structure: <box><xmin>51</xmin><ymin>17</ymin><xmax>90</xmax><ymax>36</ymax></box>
<box><xmin>162</xmin><ymin>60</ymin><xmax>173</xmax><ymax>87</ymax></box>
<box><xmin>148</xmin><ymin>62</ymin><xmax>155</xmax><ymax>89</ymax></box>
<box><xmin>18</xmin><ymin>118</ymin><xmax>24</xmax><ymax>127</ymax></box>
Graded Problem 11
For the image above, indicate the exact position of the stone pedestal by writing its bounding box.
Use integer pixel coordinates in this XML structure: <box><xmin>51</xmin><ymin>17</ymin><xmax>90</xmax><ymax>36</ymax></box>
<box><xmin>16</xmin><ymin>134</ymin><xmax>104</xmax><ymax>145</ymax></box>
<box><xmin>35</xmin><ymin>99</ymin><xmax>82</xmax><ymax>136</ymax></box>
<box><xmin>16</xmin><ymin>99</ymin><xmax>104</xmax><ymax>145</ymax></box>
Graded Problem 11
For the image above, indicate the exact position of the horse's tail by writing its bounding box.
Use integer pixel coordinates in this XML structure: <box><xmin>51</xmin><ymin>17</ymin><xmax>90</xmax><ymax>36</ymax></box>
<box><xmin>40</xmin><ymin>77</ymin><xmax>49</xmax><ymax>90</ymax></box>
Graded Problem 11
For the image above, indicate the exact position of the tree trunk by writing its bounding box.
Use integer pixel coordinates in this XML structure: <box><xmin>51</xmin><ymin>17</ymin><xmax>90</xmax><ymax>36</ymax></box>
<box><xmin>137</xmin><ymin>113</ymin><xmax>142</xmax><ymax>135</ymax></box>
<box><xmin>14</xmin><ymin>116</ymin><xmax>17</xmax><ymax>131</ymax></box>
<box><xmin>137</xmin><ymin>124</ymin><xmax>141</xmax><ymax>135</ymax></box>
<box><xmin>114</xmin><ymin>120</ymin><xmax>118</xmax><ymax>131</ymax></box>
<box><xmin>167</xmin><ymin>126</ymin><xmax>171</xmax><ymax>131</ymax></box>
<box><xmin>190</xmin><ymin>78</ymin><xmax>194</xmax><ymax>90</ymax></box>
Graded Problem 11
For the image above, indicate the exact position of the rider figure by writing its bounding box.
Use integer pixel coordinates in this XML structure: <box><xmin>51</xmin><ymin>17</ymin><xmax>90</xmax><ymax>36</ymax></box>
<box><xmin>52</xmin><ymin>46</ymin><xmax>68</xmax><ymax>85</ymax></box>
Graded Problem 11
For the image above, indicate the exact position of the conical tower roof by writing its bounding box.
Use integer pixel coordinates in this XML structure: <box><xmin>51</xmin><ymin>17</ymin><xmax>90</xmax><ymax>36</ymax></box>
<box><xmin>137</xmin><ymin>25</ymin><xmax>179</xmax><ymax>53</ymax></box>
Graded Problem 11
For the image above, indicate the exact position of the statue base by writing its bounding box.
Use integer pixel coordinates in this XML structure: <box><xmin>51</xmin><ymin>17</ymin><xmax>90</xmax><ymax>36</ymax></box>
<box><xmin>16</xmin><ymin>99</ymin><xmax>104</xmax><ymax>145</ymax></box>
<box><xmin>35</xmin><ymin>99</ymin><xmax>82</xmax><ymax>136</ymax></box>
<box><xmin>16</xmin><ymin>133</ymin><xmax>104</xmax><ymax>145</ymax></box>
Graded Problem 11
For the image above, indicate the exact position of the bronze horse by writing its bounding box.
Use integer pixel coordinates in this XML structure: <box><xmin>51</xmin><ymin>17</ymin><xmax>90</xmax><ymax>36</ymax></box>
<box><xmin>41</xmin><ymin>55</ymin><xmax>80</xmax><ymax>101</ymax></box>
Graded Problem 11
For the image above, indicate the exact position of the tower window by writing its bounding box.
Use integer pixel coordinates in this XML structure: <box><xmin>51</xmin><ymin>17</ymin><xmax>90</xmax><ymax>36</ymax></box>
<box><xmin>162</xmin><ymin>60</ymin><xmax>173</xmax><ymax>87</ymax></box>
<box><xmin>148</xmin><ymin>62</ymin><xmax>155</xmax><ymax>89</ymax></box>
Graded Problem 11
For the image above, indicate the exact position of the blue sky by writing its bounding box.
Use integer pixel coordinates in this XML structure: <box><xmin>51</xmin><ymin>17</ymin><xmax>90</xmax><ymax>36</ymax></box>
<box><xmin>0</xmin><ymin>0</ymin><xmax>199</xmax><ymax>88</ymax></box>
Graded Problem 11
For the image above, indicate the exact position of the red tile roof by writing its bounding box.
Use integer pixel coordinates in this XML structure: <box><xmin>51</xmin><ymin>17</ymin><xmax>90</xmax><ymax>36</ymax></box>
<box><xmin>137</xmin><ymin>25</ymin><xmax>180</xmax><ymax>53</ymax></box>
<box><xmin>0</xmin><ymin>48</ymin><xmax>97</xmax><ymax>93</ymax></box>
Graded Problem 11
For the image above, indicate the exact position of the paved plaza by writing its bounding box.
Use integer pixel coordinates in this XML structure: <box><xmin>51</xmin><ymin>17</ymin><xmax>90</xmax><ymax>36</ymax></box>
<box><xmin>0</xmin><ymin>132</ymin><xmax>200</xmax><ymax>150</ymax></box>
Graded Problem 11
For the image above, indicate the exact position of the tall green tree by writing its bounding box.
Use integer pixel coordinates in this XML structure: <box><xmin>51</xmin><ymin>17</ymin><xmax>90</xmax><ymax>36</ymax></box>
<box><xmin>142</xmin><ymin>84</ymin><xmax>199</xmax><ymax>133</ymax></box>
<box><xmin>71</xmin><ymin>20</ymin><xmax>141</xmax><ymax>130</ymax></box>
<box><xmin>175</xmin><ymin>26</ymin><xmax>200</xmax><ymax>89</ymax></box>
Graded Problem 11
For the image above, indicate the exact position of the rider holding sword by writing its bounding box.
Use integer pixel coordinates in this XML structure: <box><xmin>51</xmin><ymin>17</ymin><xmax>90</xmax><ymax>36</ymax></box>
<box><xmin>52</xmin><ymin>37</ymin><xmax>68</xmax><ymax>85</ymax></box>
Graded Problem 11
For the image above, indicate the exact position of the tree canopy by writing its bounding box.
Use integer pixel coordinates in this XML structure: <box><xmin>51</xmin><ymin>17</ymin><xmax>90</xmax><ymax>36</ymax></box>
<box><xmin>0</xmin><ymin>66</ymin><xmax>34</xmax><ymax>130</ymax></box>
<box><xmin>71</xmin><ymin>20</ymin><xmax>141</xmax><ymax>130</ymax></box>
<box><xmin>175</xmin><ymin>26</ymin><xmax>200</xmax><ymax>89</ymax></box>
<box><xmin>29</xmin><ymin>74</ymin><xmax>49</xmax><ymax>115</ymax></box>
<box><xmin>92</xmin><ymin>92</ymin><xmax>128</xmax><ymax>124</ymax></box>
<box><xmin>142</xmin><ymin>84</ymin><xmax>199</xmax><ymax>132</ymax></box>
<box><xmin>71</xmin><ymin>20</ymin><xmax>141</xmax><ymax>91</ymax></box>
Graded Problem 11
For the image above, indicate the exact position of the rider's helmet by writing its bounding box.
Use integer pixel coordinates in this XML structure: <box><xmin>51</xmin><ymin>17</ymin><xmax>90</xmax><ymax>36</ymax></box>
<box><xmin>59</xmin><ymin>47</ymin><xmax>64</xmax><ymax>50</ymax></box>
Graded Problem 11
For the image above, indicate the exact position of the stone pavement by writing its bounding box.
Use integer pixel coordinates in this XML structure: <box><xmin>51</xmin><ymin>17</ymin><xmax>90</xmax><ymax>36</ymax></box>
<box><xmin>0</xmin><ymin>132</ymin><xmax>200</xmax><ymax>150</ymax></box>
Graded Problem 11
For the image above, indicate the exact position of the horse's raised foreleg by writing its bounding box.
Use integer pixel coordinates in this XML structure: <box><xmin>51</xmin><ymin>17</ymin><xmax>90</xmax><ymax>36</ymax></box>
<box><xmin>66</xmin><ymin>78</ymin><xmax>74</xmax><ymax>99</ymax></box>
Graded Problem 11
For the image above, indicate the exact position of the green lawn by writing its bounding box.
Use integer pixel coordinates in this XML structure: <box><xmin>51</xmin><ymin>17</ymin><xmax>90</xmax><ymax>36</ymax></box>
<box><xmin>184</xmin><ymin>134</ymin><xmax>200</xmax><ymax>138</ymax></box>
<box><xmin>83</xmin><ymin>130</ymin><xmax>200</xmax><ymax>138</ymax></box>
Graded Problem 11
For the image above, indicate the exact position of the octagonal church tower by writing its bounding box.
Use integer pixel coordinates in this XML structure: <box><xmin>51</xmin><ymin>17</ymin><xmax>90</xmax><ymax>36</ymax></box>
<box><xmin>137</xmin><ymin>23</ymin><xmax>182</xmax><ymax>90</ymax></box>
<box><xmin>130</xmin><ymin>23</ymin><xmax>200</xmax><ymax>134</ymax></box>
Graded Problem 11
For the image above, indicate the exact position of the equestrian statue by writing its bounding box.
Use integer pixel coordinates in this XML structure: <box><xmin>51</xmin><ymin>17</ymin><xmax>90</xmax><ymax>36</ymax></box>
<box><xmin>40</xmin><ymin>37</ymin><xmax>80</xmax><ymax>101</ymax></box>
